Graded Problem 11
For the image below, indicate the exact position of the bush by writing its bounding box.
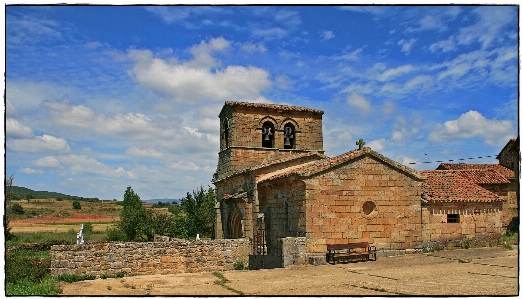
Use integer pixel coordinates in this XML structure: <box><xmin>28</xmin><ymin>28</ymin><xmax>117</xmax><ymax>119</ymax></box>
<box><xmin>83</xmin><ymin>223</ymin><xmax>93</xmax><ymax>235</ymax></box>
<box><xmin>11</xmin><ymin>203</ymin><xmax>25</xmax><ymax>215</ymax></box>
<box><xmin>72</xmin><ymin>200</ymin><xmax>81</xmax><ymax>210</ymax></box>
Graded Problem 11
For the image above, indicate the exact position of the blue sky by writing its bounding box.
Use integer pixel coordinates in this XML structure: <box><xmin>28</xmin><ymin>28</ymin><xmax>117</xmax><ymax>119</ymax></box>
<box><xmin>5</xmin><ymin>5</ymin><xmax>519</xmax><ymax>200</ymax></box>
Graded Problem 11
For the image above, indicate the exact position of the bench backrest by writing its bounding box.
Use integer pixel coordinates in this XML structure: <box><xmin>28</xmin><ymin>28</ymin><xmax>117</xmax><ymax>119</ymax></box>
<box><xmin>327</xmin><ymin>242</ymin><xmax>370</xmax><ymax>251</ymax></box>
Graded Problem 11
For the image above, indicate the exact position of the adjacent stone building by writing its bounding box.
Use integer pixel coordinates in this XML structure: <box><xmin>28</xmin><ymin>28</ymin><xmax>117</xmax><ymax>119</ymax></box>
<box><xmin>421</xmin><ymin>170</ymin><xmax>505</xmax><ymax>246</ymax></box>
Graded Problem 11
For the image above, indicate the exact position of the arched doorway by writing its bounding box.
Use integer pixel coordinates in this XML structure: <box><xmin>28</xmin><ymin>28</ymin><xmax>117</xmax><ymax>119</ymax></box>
<box><xmin>229</xmin><ymin>206</ymin><xmax>243</xmax><ymax>239</ymax></box>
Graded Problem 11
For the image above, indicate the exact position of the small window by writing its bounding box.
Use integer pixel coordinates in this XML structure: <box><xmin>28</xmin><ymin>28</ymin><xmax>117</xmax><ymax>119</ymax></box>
<box><xmin>363</xmin><ymin>201</ymin><xmax>376</xmax><ymax>215</ymax></box>
<box><xmin>262</xmin><ymin>121</ymin><xmax>275</xmax><ymax>148</ymax></box>
<box><xmin>447</xmin><ymin>214</ymin><xmax>460</xmax><ymax>223</ymax></box>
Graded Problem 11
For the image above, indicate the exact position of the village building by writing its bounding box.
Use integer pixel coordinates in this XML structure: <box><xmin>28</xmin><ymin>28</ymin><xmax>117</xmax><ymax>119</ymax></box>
<box><xmin>420</xmin><ymin>170</ymin><xmax>506</xmax><ymax>245</ymax></box>
<box><xmin>213</xmin><ymin>101</ymin><xmax>516</xmax><ymax>264</ymax></box>
<box><xmin>435</xmin><ymin>138</ymin><xmax>519</xmax><ymax>230</ymax></box>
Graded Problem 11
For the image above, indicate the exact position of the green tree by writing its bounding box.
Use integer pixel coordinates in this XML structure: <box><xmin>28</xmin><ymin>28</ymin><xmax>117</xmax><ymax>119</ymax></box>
<box><xmin>72</xmin><ymin>200</ymin><xmax>81</xmax><ymax>210</ymax></box>
<box><xmin>175</xmin><ymin>186</ymin><xmax>216</xmax><ymax>239</ymax></box>
<box><xmin>5</xmin><ymin>174</ymin><xmax>15</xmax><ymax>241</ymax></box>
<box><xmin>118</xmin><ymin>186</ymin><xmax>147</xmax><ymax>241</ymax></box>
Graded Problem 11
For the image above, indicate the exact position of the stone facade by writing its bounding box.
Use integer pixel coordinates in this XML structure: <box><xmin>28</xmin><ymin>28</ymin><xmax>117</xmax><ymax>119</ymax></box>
<box><xmin>257</xmin><ymin>150</ymin><xmax>425</xmax><ymax>254</ymax></box>
<box><xmin>214</xmin><ymin>101</ymin><xmax>426</xmax><ymax>262</ymax></box>
<box><xmin>50</xmin><ymin>239</ymin><xmax>249</xmax><ymax>277</ymax></box>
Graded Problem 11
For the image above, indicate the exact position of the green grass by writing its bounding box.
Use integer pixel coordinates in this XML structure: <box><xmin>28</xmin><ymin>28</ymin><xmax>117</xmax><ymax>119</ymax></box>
<box><xmin>5</xmin><ymin>249</ymin><xmax>62</xmax><ymax>295</ymax></box>
<box><xmin>6</xmin><ymin>230</ymin><xmax>108</xmax><ymax>247</ymax></box>
<box><xmin>213</xmin><ymin>272</ymin><xmax>244</xmax><ymax>295</ymax></box>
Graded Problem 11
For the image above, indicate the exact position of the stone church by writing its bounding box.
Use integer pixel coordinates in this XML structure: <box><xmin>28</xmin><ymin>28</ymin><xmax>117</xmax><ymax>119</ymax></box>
<box><xmin>212</xmin><ymin>101</ymin><xmax>514</xmax><ymax>260</ymax></box>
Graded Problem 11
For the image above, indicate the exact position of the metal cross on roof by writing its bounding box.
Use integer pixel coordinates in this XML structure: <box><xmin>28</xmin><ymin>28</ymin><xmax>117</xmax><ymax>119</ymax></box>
<box><xmin>356</xmin><ymin>138</ymin><xmax>365</xmax><ymax>150</ymax></box>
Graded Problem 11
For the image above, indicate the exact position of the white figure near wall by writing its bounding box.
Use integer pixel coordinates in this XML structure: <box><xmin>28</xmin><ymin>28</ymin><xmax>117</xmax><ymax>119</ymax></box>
<box><xmin>77</xmin><ymin>224</ymin><xmax>84</xmax><ymax>244</ymax></box>
<box><xmin>196</xmin><ymin>234</ymin><xmax>200</xmax><ymax>240</ymax></box>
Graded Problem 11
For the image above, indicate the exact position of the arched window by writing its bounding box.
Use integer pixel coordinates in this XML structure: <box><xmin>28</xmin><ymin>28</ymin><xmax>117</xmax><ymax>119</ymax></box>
<box><xmin>283</xmin><ymin>123</ymin><xmax>295</xmax><ymax>149</ymax></box>
<box><xmin>222</xmin><ymin>118</ymin><xmax>230</xmax><ymax>149</ymax></box>
<box><xmin>262</xmin><ymin>121</ymin><xmax>275</xmax><ymax>148</ymax></box>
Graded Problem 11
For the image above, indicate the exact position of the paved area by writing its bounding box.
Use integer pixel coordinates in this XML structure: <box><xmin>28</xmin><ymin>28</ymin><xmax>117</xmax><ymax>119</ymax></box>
<box><xmin>60</xmin><ymin>246</ymin><xmax>519</xmax><ymax>296</ymax></box>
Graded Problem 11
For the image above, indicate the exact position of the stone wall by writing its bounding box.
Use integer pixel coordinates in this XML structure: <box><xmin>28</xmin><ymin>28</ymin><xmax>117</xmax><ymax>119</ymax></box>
<box><xmin>50</xmin><ymin>238</ymin><xmax>250</xmax><ymax>277</ymax></box>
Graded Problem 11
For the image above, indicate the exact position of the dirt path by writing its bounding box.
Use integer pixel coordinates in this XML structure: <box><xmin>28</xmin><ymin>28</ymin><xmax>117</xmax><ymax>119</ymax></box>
<box><xmin>60</xmin><ymin>247</ymin><xmax>518</xmax><ymax>296</ymax></box>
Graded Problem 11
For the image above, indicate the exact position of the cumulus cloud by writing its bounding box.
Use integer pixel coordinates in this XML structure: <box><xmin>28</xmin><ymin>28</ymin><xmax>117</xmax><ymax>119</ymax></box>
<box><xmin>20</xmin><ymin>167</ymin><xmax>44</xmax><ymax>174</ymax></box>
<box><xmin>367</xmin><ymin>138</ymin><xmax>385</xmax><ymax>151</ymax></box>
<box><xmin>6</xmin><ymin>118</ymin><xmax>34</xmax><ymax>139</ymax></box>
<box><xmin>429</xmin><ymin>110</ymin><xmax>514</xmax><ymax>145</ymax></box>
<box><xmin>127</xmin><ymin>38</ymin><xmax>271</xmax><ymax>103</ymax></box>
<box><xmin>33</xmin><ymin>156</ymin><xmax>63</xmax><ymax>169</ymax></box>
<box><xmin>8</xmin><ymin>134</ymin><xmax>70</xmax><ymax>154</ymax></box>
<box><xmin>346</xmin><ymin>93</ymin><xmax>371</xmax><ymax>115</ymax></box>
<box><xmin>320</xmin><ymin>30</ymin><xmax>335</xmax><ymax>41</ymax></box>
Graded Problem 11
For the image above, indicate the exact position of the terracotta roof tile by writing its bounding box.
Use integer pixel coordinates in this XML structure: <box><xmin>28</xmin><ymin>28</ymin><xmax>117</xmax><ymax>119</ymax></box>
<box><xmin>259</xmin><ymin>147</ymin><xmax>425</xmax><ymax>183</ymax></box>
<box><xmin>444</xmin><ymin>169</ymin><xmax>510</xmax><ymax>185</ymax></box>
<box><xmin>421</xmin><ymin>170</ymin><xmax>505</xmax><ymax>203</ymax></box>
<box><xmin>437</xmin><ymin>163</ymin><xmax>515</xmax><ymax>179</ymax></box>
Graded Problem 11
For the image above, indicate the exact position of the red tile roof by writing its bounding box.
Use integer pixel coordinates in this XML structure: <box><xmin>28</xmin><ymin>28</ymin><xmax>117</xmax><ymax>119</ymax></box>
<box><xmin>437</xmin><ymin>163</ymin><xmax>515</xmax><ymax>179</ymax></box>
<box><xmin>421</xmin><ymin>171</ymin><xmax>505</xmax><ymax>203</ymax></box>
<box><xmin>259</xmin><ymin>147</ymin><xmax>425</xmax><ymax>183</ymax></box>
<box><xmin>446</xmin><ymin>169</ymin><xmax>510</xmax><ymax>185</ymax></box>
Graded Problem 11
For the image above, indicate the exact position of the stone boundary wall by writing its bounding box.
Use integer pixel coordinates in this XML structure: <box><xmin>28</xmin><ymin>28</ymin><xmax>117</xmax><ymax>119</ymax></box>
<box><xmin>50</xmin><ymin>238</ymin><xmax>250</xmax><ymax>277</ymax></box>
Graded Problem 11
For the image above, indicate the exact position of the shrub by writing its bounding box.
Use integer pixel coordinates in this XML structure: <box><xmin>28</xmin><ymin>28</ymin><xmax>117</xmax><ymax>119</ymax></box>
<box><xmin>83</xmin><ymin>223</ymin><xmax>93</xmax><ymax>236</ymax></box>
<box><xmin>11</xmin><ymin>203</ymin><xmax>25</xmax><ymax>215</ymax></box>
<box><xmin>72</xmin><ymin>200</ymin><xmax>81</xmax><ymax>210</ymax></box>
<box><xmin>234</xmin><ymin>261</ymin><xmax>245</xmax><ymax>270</ymax></box>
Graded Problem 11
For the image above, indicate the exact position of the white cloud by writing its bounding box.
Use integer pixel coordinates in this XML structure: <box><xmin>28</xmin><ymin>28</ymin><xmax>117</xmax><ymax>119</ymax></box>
<box><xmin>8</xmin><ymin>134</ymin><xmax>70</xmax><ymax>154</ymax></box>
<box><xmin>275</xmin><ymin>75</ymin><xmax>294</xmax><ymax>90</ymax></box>
<box><xmin>252</xmin><ymin>27</ymin><xmax>288</xmax><ymax>40</ymax></box>
<box><xmin>346</xmin><ymin>93</ymin><xmax>371</xmax><ymax>115</ymax></box>
<box><xmin>429</xmin><ymin>36</ymin><xmax>457</xmax><ymax>53</ymax></box>
<box><xmin>333</xmin><ymin>47</ymin><xmax>364</xmax><ymax>61</ymax></box>
<box><xmin>127</xmin><ymin>41</ymin><xmax>271</xmax><ymax>103</ymax></box>
<box><xmin>33</xmin><ymin>156</ymin><xmax>63</xmax><ymax>169</ymax></box>
<box><xmin>376</xmin><ymin>64</ymin><xmax>414</xmax><ymax>81</ymax></box>
<box><xmin>20</xmin><ymin>167</ymin><xmax>44</xmax><ymax>174</ymax></box>
<box><xmin>320</xmin><ymin>30</ymin><xmax>335</xmax><ymax>41</ymax></box>
<box><xmin>240</xmin><ymin>42</ymin><xmax>267</xmax><ymax>53</ymax></box>
<box><xmin>6</xmin><ymin>118</ymin><xmax>34</xmax><ymax>139</ymax></box>
<box><xmin>170</xmin><ymin>161</ymin><xmax>201</xmax><ymax>171</ymax></box>
<box><xmin>125</xmin><ymin>147</ymin><xmax>166</xmax><ymax>159</ymax></box>
<box><xmin>397</xmin><ymin>38</ymin><xmax>417</xmax><ymax>55</ymax></box>
<box><xmin>458</xmin><ymin>6</ymin><xmax>516</xmax><ymax>49</ymax></box>
<box><xmin>367</xmin><ymin>138</ymin><xmax>385</xmax><ymax>151</ymax></box>
<box><xmin>429</xmin><ymin>110</ymin><xmax>514</xmax><ymax>145</ymax></box>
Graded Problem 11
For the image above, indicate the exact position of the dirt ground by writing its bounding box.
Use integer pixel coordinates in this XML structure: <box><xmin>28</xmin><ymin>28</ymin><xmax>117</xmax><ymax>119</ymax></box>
<box><xmin>59</xmin><ymin>246</ymin><xmax>519</xmax><ymax>296</ymax></box>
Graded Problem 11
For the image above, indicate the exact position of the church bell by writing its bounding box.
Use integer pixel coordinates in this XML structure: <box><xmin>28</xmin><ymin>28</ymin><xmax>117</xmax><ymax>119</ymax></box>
<box><xmin>284</xmin><ymin>137</ymin><xmax>291</xmax><ymax>146</ymax></box>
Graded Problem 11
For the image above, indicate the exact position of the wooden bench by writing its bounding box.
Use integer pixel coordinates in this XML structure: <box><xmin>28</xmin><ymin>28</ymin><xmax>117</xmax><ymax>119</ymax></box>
<box><xmin>326</xmin><ymin>242</ymin><xmax>377</xmax><ymax>265</ymax></box>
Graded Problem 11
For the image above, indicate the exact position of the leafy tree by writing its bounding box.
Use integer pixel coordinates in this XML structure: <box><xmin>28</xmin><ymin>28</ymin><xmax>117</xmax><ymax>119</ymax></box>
<box><xmin>11</xmin><ymin>203</ymin><xmax>25</xmax><ymax>215</ymax></box>
<box><xmin>174</xmin><ymin>186</ymin><xmax>216</xmax><ymax>239</ymax></box>
<box><xmin>118</xmin><ymin>186</ymin><xmax>147</xmax><ymax>241</ymax></box>
<box><xmin>5</xmin><ymin>174</ymin><xmax>15</xmax><ymax>241</ymax></box>
<box><xmin>72</xmin><ymin>200</ymin><xmax>81</xmax><ymax>210</ymax></box>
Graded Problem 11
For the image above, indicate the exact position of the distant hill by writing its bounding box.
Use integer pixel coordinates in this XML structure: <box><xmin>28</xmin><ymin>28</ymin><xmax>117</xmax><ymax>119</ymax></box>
<box><xmin>9</xmin><ymin>186</ymin><xmax>100</xmax><ymax>201</ymax></box>
<box><xmin>142</xmin><ymin>199</ymin><xmax>181</xmax><ymax>204</ymax></box>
